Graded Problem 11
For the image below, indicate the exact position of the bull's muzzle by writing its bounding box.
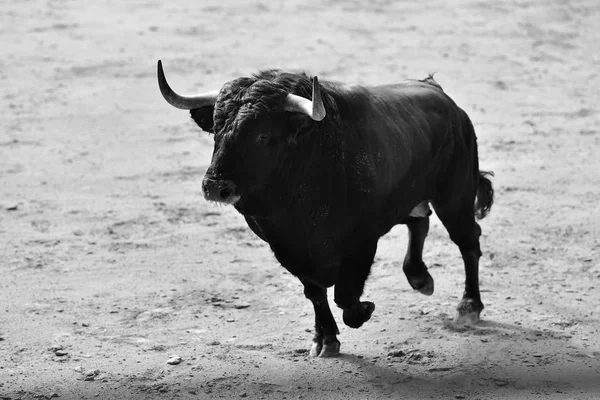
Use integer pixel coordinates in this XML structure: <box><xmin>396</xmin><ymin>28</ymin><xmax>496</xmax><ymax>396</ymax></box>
<box><xmin>202</xmin><ymin>177</ymin><xmax>238</xmax><ymax>204</ymax></box>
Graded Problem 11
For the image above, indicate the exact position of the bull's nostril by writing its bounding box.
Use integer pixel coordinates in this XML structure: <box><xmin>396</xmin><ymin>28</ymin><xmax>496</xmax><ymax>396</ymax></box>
<box><xmin>219</xmin><ymin>188</ymin><xmax>232</xmax><ymax>200</ymax></box>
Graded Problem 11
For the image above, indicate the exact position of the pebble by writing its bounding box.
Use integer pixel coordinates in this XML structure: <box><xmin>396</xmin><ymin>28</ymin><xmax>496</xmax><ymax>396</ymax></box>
<box><xmin>388</xmin><ymin>350</ymin><xmax>406</xmax><ymax>358</ymax></box>
<box><xmin>55</xmin><ymin>350</ymin><xmax>68</xmax><ymax>357</ymax></box>
<box><xmin>49</xmin><ymin>345</ymin><xmax>64</xmax><ymax>352</ymax></box>
<box><xmin>167</xmin><ymin>356</ymin><xmax>182</xmax><ymax>365</ymax></box>
<box><xmin>95</xmin><ymin>373</ymin><xmax>108</xmax><ymax>382</ymax></box>
<box><xmin>234</xmin><ymin>302</ymin><xmax>251</xmax><ymax>309</ymax></box>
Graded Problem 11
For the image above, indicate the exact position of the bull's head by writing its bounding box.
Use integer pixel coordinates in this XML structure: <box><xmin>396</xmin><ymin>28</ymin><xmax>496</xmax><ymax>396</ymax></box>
<box><xmin>157</xmin><ymin>60</ymin><xmax>327</xmax><ymax>216</ymax></box>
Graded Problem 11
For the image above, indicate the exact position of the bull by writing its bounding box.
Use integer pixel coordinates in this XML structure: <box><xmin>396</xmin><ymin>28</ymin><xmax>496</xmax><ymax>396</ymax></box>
<box><xmin>157</xmin><ymin>60</ymin><xmax>494</xmax><ymax>357</ymax></box>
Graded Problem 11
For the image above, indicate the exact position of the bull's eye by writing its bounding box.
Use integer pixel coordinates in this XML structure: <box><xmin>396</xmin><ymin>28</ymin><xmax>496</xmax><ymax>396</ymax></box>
<box><xmin>258</xmin><ymin>133</ymin><xmax>270</xmax><ymax>144</ymax></box>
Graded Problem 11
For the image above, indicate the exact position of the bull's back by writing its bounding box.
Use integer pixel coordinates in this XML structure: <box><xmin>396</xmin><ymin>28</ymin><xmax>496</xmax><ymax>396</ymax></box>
<box><xmin>338</xmin><ymin>81</ymin><xmax>468</xmax><ymax>229</ymax></box>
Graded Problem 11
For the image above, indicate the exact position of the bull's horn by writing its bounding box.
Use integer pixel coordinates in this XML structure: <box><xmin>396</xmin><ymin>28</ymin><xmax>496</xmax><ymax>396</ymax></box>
<box><xmin>283</xmin><ymin>76</ymin><xmax>326</xmax><ymax>121</ymax></box>
<box><xmin>157</xmin><ymin>60</ymin><xmax>219</xmax><ymax>110</ymax></box>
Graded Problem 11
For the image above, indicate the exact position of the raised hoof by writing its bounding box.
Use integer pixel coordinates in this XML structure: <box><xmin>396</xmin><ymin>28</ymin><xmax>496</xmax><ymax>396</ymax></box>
<box><xmin>408</xmin><ymin>271</ymin><xmax>434</xmax><ymax>296</ymax></box>
<box><xmin>454</xmin><ymin>298</ymin><xmax>484</xmax><ymax>326</ymax></box>
<box><xmin>404</xmin><ymin>263</ymin><xmax>434</xmax><ymax>296</ymax></box>
<box><xmin>343</xmin><ymin>301</ymin><xmax>375</xmax><ymax>329</ymax></box>
<box><xmin>310</xmin><ymin>335</ymin><xmax>340</xmax><ymax>357</ymax></box>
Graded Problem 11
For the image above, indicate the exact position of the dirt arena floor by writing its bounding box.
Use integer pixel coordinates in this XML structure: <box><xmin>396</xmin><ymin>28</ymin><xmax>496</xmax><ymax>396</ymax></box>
<box><xmin>1</xmin><ymin>0</ymin><xmax>599</xmax><ymax>399</ymax></box>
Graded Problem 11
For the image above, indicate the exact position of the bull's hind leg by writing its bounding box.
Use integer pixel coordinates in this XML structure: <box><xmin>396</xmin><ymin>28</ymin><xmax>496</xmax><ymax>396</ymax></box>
<box><xmin>302</xmin><ymin>282</ymin><xmax>340</xmax><ymax>357</ymax></box>
<box><xmin>402</xmin><ymin>216</ymin><xmax>434</xmax><ymax>296</ymax></box>
<box><xmin>433</xmin><ymin>202</ymin><xmax>484</xmax><ymax>325</ymax></box>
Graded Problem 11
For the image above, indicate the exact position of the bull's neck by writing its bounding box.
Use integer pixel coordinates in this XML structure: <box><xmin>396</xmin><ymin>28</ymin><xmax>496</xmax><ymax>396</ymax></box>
<box><xmin>271</xmin><ymin>130</ymin><xmax>347</xmax><ymax>220</ymax></box>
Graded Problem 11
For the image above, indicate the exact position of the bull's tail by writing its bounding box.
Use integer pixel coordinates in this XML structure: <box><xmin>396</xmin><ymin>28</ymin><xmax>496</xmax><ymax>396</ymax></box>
<box><xmin>475</xmin><ymin>171</ymin><xmax>494</xmax><ymax>219</ymax></box>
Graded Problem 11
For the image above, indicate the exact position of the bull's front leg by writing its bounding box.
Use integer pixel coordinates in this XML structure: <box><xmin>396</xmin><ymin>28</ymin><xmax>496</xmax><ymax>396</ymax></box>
<box><xmin>334</xmin><ymin>239</ymin><xmax>377</xmax><ymax>329</ymax></box>
<box><xmin>302</xmin><ymin>282</ymin><xmax>340</xmax><ymax>357</ymax></box>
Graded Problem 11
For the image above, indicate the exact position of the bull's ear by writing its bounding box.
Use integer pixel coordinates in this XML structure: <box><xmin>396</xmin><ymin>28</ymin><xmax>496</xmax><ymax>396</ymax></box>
<box><xmin>190</xmin><ymin>106</ymin><xmax>215</xmax><ymax>133</ymax></box>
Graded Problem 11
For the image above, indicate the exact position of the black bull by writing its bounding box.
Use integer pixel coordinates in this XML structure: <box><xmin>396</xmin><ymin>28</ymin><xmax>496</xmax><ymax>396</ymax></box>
<box><xmin>157</xmin><ymin>60</ymin><xmax>494</xmax><ymax>357</ymax></box>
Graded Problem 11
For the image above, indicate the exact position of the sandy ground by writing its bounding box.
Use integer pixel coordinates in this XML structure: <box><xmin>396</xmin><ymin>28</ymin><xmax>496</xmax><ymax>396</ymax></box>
<box><xmin>1</xmin><ymin>0</ymin><xmax>599</xmax><ymax>399</ymax></box>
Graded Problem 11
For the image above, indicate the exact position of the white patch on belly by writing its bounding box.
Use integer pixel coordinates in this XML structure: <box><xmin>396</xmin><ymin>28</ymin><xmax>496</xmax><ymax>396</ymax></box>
<box><xmin>409</xmin><ymin>201</ymin><xmax>431</xmax><ymax>218</ymax></box>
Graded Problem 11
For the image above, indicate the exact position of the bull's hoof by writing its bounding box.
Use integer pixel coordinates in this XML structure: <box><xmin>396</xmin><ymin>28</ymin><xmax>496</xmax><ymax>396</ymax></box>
<box><xmin>310</xmin><ymin>335</ymin><xmax>340</xmax><ymax>357</ymax></box>
<box><xmin>343</xmin><ymin>301</ymin><xmax>375</xmax><ymax>329</ymax></box>
<box><xmin>319</xmin><ymin>341</ymin><xmax>341</xmax><ymax>357</ymax></box>
<box><xmin>406</xmin><ymin>269</ymin><xmax>434</xmax><ymax>296</ymax></box>
<box><xmin>454</xmin><ymin>298</ymin><xmax>484</xmax><ymax>326</ymax></box>
<box><xmin>309</xmin><ymin>341</ymin><xmax>321</xmax><ymax>357</ymax></box>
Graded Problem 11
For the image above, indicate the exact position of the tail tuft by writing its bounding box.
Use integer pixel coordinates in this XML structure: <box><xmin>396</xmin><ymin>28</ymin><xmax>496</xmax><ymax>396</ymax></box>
<box><xmin>475</xmin><ymin>171</ymin><xmax>494</xmax><ymax>219</ymax></box>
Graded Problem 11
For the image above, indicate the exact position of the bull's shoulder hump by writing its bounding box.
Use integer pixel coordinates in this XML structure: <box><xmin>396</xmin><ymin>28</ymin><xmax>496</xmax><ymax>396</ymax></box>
<box><xmin>324</xmin><ymin>80</ymin><xmax>454</xmax><ymax>111</ymax></box>
<box><xmin>370</xmin><ymin>79</ymin><xmax>442</xmax><ymax>91</ymax></box>
<box><xmin>364</xmin><ymin>82</ymin><xmax>447</xmax><ymax>102</ymax></box>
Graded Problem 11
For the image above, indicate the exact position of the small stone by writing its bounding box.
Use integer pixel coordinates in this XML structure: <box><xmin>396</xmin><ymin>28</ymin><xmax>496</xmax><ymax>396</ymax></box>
<box><xmin>226</xmin><ymin>317</ymin><xmax>235</xmax><ymax>322</ymax></box>
<box><xmin>81</xmin><ymin>323</ymin><xmax>90</xmax><ymax>327</ymax></box>
<box><xmin>50</xmin><ymin>393</ymin><xmax>59</xmax><ymax>398</ymax></box>
<box><xmin>240</xmin><ymin>393</ymin><xmax>247</xmax><ymax>398</ymax></box>
<box><xmin>49</xmin><ymin>344</ymin><xmax>64</xmax><ymax>352</ymax></box>
<box><xmin>73</xmin><ymin>366</ymin><xmax>84</xmax><ymax>373</ymax></box>
<box><xmin>55</xmin><ymin>350</ymin><xmax>68</xmax><ymax>356</ymax></box>
<box><xmin>167</xmin><ymin>356</ymin><xmax>182</xmax><ymax>365</ymax></box>
<box><xmin>494</xmin><ymin>379</ymin><xmax>509</xmax><ymax>387</ymax></box>
<box><xmin>388</xmin><ymin>350</ymin><xmax>406</xmax><ymax>358</ymax></box>
<box><xmin>234</xmin><ymin>302</ymin><xmax>251</xmax><ymax>309</ymax></box>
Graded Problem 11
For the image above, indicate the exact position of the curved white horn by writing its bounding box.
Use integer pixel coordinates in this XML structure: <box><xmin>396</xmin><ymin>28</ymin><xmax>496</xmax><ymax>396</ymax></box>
<box><xmin>283</xmin><ymin>76</ymin><xmax>326</xmax><ymax>121</ymax></box>
<box><xmin>157</xmin><ymin>60</ymin><xmax>219</xmax><ymax>110</ymax></box>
